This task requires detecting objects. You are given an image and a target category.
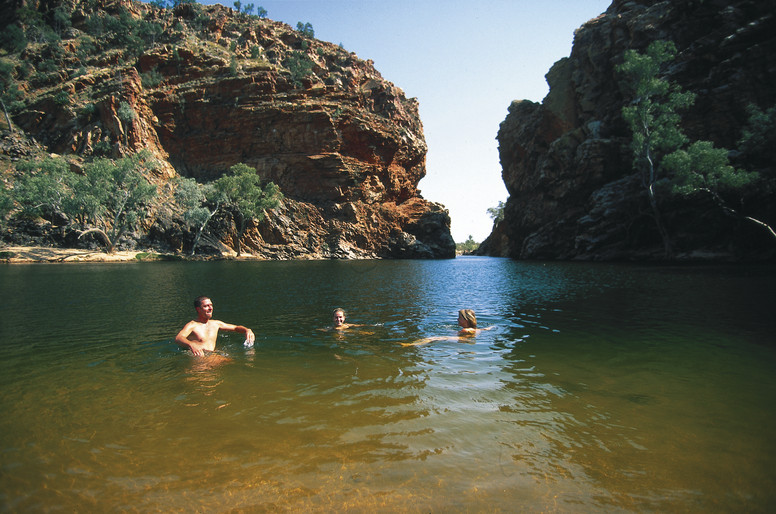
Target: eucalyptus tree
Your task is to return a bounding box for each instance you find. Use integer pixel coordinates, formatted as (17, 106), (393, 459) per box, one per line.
(75, 151), (158, 252)
(617, 40), (695, 258)
(619, 41), (775, 251)
(174, 176), (219, 256)
(213, 163), (282, 257)
(0, 182), (14, 232)
(175, 164), (282, 256)
(11, 152), (158, 252)
(663, 136), (775, 241)
(12, 157), (75, 219)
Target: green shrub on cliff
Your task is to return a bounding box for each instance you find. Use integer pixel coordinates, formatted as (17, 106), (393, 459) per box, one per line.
(0, 183), (12, 229)
(618, 41), (776, 249)
(617, 40), (694, 258)
(739, 104), (776, 174)
(296, 22), (314, 38)
(487, 201), (505, 224)
(213, 163), (282, 256)
(287, 51), (313, 87)
(0, 24), (27, 53)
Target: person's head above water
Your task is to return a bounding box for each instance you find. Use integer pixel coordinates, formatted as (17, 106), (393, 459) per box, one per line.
(194, 296), (213, 320)
(458, 309), (477, 329)
(332, 308), (346, 327)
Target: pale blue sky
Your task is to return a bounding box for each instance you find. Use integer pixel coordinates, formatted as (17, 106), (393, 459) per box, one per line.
(198, 0), (612, 242)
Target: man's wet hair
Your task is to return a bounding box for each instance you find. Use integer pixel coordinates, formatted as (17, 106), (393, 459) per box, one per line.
(194, 296), (210, 308)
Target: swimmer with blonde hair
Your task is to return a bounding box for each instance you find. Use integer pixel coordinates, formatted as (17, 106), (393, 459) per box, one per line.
(402, 309), (493, 346)
(457, 309), (478, 335)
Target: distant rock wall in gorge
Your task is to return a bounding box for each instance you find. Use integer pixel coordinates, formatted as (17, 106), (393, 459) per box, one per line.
(480, 0), (775, 261)
(1, 0), (455, 258)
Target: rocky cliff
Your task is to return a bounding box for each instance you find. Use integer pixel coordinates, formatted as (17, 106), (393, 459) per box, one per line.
(1, 0), (455, 259)
(480, 0), (776, 261)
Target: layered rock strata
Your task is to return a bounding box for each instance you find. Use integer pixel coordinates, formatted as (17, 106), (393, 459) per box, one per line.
(4, 0), (454, 258)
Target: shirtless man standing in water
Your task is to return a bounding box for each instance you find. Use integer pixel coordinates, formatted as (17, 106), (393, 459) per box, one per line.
(175, 296), (255, 356)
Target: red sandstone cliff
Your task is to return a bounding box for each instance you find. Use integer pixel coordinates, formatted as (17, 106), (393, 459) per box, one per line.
(2, 0), (455, 258)
(481, 0), (776, 261)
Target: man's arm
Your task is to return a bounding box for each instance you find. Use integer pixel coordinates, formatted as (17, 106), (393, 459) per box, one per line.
(216, 321), (255, 344)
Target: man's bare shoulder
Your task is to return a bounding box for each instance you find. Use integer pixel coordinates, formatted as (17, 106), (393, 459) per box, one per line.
(178, 319), (199, 332)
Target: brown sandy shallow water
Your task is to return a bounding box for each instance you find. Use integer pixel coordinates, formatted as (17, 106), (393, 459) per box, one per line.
(1, 256), (774, 511)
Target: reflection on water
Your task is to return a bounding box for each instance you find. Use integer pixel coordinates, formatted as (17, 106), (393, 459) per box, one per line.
(1, 259), (775, 511)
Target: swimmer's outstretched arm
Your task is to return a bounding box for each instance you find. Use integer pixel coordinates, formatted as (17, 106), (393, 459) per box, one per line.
(217, 321), (255, 344)
(401, 336), (454, 347)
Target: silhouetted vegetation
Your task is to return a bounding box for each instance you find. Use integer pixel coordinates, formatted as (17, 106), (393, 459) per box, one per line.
(618, 41), (776, 251)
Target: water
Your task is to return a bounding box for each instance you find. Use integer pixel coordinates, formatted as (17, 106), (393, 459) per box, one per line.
(1, 258), (774, 512)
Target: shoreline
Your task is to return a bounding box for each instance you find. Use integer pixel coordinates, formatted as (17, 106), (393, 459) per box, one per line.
(0, 246), (176, 263)
(0, 246), (266, 263)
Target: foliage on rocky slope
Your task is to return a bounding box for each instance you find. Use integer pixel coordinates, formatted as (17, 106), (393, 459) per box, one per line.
(481, 0), (776, 261)
(0, 0), (455, 258)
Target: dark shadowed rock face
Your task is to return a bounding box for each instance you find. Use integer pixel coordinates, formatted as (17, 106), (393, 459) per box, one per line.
(6, 0), (454, 258)
(480, 0), (776, 261)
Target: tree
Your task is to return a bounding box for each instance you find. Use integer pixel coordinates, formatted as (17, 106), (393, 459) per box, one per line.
(663, 140), (775, 241)
(117, 101), (135, 146)
(456, 235), (479, 254)
(619, 41), (775, 251)
(738, 104), (776, 173)
(174, 176), (219, 255)
(296, 22), (314, 38)
(487, 200), (505, 224)
(617, 40), (696, 258)
(12, 157), (75, 219)
(212, 163), (282, 256)
(175, 165), (283, 257)
(0, 183), (12, 232)
(11, 153), (157, 252)
(75, 152), (158, 252)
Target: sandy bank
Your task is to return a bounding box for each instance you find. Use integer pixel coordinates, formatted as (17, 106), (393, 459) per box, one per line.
(0, 246), (177, 263)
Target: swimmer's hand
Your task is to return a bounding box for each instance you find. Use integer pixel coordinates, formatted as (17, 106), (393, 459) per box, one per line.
(189, 344), (205, 357)
(242, 328), (255, 347)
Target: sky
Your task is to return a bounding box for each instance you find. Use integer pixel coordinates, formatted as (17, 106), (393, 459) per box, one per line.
(198, 0), (612, 242)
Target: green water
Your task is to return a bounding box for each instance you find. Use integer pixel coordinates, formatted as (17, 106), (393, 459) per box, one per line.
(1, 258), (774, 511)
